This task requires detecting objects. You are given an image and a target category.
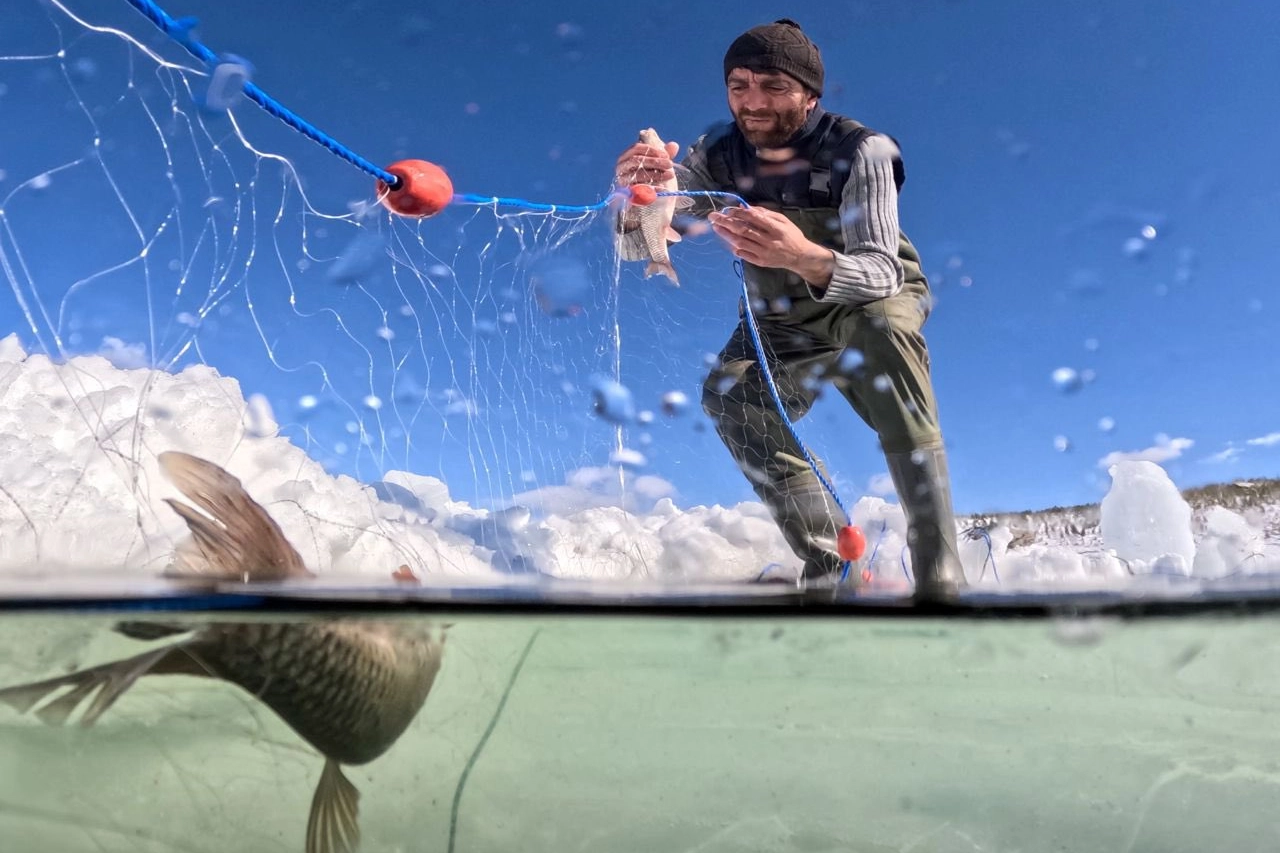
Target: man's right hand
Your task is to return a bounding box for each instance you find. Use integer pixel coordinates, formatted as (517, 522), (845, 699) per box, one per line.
(614, 140), (680, 188)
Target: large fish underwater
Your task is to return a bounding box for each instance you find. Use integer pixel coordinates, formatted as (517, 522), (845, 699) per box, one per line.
(0, 450), (447, 853)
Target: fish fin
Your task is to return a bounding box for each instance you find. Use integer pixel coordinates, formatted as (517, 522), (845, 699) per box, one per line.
(306, 759), (361, 853)
(0, 644), (195, 727)
(644, 261), (680, 287)
(664, 226), (683, 243)
(672, 195), (697, 209)
(158, 451), (312, 582)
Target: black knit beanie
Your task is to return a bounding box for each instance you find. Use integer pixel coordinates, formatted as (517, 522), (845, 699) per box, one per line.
(723, 18), (824, 97)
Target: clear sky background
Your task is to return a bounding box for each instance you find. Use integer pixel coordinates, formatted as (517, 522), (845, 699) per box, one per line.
(2, 0), (1278, 517)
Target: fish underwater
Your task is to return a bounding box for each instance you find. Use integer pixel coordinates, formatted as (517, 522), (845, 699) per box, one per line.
(0, 451), (447, 853)
(633, 127), (692, 286)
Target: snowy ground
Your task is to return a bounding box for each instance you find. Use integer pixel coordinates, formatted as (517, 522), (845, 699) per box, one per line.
(1, 333), (1277, 592)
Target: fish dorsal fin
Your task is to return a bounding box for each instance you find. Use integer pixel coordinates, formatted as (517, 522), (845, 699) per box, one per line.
(158, 451), (312, 582)
(306, 759), (361, 853)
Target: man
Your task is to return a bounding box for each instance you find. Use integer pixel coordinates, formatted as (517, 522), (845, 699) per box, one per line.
(613, 19), (966, 601)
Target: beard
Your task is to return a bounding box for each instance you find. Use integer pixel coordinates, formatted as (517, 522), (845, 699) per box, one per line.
(733, 102), (810, 149)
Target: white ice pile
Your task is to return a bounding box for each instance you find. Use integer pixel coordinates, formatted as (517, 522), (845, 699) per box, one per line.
(0, 333), (1276, 589)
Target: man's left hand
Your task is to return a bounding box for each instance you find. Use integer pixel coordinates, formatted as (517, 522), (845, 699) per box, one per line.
(709, 207), (835, 286)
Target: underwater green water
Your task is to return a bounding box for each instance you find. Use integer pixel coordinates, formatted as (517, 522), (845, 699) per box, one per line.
(1, 608), (1278, 852)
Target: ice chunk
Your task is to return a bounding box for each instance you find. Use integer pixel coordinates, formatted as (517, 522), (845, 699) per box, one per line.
(1100, 460), (1195, 571)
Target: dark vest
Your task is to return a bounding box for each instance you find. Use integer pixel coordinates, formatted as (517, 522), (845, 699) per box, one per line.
(699, 109), (927, 313)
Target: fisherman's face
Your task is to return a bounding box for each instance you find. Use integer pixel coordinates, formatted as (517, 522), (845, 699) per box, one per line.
(726, 68), (817, 149)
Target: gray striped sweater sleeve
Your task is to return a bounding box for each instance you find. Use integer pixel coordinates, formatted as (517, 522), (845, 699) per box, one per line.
(811, 133), (906, 305)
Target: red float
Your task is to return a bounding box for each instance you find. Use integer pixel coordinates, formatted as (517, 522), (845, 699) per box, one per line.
(377, 159), (453, 217)
(627, 184), (658, 206)
(837, 524), (867, 562)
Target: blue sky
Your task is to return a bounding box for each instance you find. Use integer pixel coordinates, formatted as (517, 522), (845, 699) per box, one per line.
(2, 0), (1278, 516)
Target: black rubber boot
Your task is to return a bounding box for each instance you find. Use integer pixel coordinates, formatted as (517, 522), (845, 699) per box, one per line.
(885, 448), (967, 603)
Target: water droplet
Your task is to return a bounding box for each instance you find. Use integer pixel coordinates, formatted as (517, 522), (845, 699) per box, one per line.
(1052, 367), (1083, 393)
(590, 377), (635, 424)
(328, 230), (386, 284)
(243, 393), (276, 438)
(530, 255), (590, 317)
(661, 390), (689, 416)
(610, 447), (647, 469)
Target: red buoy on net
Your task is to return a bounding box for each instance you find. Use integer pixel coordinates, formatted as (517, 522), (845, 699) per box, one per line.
(378, 159), (453, 217)
(837, 524), (866, 562)
(627, 184), (658, 206)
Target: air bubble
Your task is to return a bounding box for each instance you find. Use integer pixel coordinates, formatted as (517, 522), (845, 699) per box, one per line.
(363, 395), (382, 411)
(1098, 416), (1116, 433)
(1053, 435), (1072, 453)
(298, 395), (318, 410)
(29, 174), (52, 190)
(375, 326), (394, 341)
(873, 374), (892, 392)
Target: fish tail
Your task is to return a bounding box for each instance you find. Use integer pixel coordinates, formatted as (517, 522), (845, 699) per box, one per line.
(305, 758), (361, 853)
(644, 260), (680, 286)
(158, 450), (311, 582)
(0, 644), (192, 727)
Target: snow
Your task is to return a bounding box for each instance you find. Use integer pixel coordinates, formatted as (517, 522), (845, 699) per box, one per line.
(1100, 460), (1197, 574)
(0, 332), (1276, 591)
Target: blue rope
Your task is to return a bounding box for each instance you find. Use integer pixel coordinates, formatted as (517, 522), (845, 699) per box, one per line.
(122, 0), (756, 214)
(123, 0), (400, 187)
(732, 259), (854, 584)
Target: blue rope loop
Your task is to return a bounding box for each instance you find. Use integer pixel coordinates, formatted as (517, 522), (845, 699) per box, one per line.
(731, 259), (854, 584)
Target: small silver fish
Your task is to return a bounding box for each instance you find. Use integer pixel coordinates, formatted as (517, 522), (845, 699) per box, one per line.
(633, 127), (690, 286)
(0, 451), (446, 853)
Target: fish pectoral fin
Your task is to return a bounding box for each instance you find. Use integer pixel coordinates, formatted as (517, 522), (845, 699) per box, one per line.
(0, 643), (190, 727)
(158, 451), (313, 582)
(664, 226), (682, 244)
(672, 195), (697, 209)
(306, 759), (361, 853)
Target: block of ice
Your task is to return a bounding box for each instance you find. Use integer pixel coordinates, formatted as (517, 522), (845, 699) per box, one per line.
(1100, 460), (1196, 572)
